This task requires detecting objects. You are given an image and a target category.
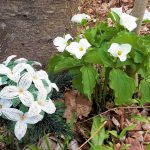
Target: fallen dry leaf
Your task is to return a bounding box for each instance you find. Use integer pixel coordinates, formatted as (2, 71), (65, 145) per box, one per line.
(126, 137), (143, 150)
(64, 91), (92, 122)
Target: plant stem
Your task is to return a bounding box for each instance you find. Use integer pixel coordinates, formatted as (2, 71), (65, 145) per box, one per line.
(102, 67), (111, 109)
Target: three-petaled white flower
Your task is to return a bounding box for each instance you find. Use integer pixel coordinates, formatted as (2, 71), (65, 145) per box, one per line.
(111, 7), (137, 31)
(144, 10), (150, 20)
(108, 43), (132, 61)
(22, 64), (58, 93)
(66, 38), (91, 59)
(0, 99), (12, 116)
(28, 89), (56, 116)
(71, 13), (91, 23)
(0, 63), (24, 83)
(0, 73), (34, 107)
(2, 108), (43, 140)
(53, 34), (73, 52)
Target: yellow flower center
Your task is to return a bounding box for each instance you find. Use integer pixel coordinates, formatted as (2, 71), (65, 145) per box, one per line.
(38, 100), (43, 106)
(33, 75), (38, 80)
(18, 88), (24, 94)
(79, 46), (84, 51)
(117, 50), (122, 56)
(20, 115), (26, 121)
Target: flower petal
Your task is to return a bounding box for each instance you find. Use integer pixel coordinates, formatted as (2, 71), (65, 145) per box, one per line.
(19, 73), (32, 90)
(119, 54), (127, 61)
(108, 43), (119, 57)
(13, 63), (25, 74)
(41, 100), (56, 114)
(120, 44), (132, 55)
(24, 113), (43, 124)
(23, 63), (35, 74)
(14, 58), (28, 64)
(65, 34), (73, 42)
(36, 70), (48, 80)
(32, 61), (42, 66)
(45, 79), (59, 93)
(34, 79), (44, 91)
(28, 102), (41, 116)
(2, 108), (23, 121)
(120, 13), (137, 31)
(19, 91), (34, 107)
(74, 50), (86, 59)
(3, 55), (17, 66)
(0, 86), (18, 99)
(79, 38), (91, 50)
(37, 89), (47, 101)
(66, 42), (79, 55)
(53, 37), (65, 47)
(0, 64), (11, 75)
(71, 13), (91, 23)
(56, 45), (66, 52)
(0, 99), (12, 108)
(14, 121), (27, 140)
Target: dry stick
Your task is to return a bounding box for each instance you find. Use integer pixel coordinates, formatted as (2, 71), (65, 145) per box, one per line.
(77, 121), (107, 150)
(77, 106), (150, 124)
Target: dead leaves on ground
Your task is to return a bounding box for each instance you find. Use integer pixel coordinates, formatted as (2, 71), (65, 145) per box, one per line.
(64, 90), (92, 123)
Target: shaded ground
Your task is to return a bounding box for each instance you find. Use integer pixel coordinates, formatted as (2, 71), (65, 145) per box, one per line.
(0, 0), (78, 67)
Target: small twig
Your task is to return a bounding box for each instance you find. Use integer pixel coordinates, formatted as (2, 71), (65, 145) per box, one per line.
(77, 106), (150, 124)
(77, 121), (107, 150)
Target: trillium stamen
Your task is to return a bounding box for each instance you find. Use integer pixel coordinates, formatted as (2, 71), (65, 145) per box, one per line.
(20, 115), (26, 121)
(37, 100), (43, 106)
(79, 47), (84, 51)
(117, 50), (122, 56)
(33, 75), (38, 80)
(18, 88), (24, 94)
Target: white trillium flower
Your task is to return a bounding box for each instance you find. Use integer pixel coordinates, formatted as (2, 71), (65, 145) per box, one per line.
(71, 13), (91, 23)
(53, 34), (73, 52)
(0, 99), (12, 116)
(2, 108), (43, 140)
(108, 43), (132, 61)
(22, 64), (58, 93)
(111, 7), (137, 31)
(144, 10), (150, 20)
(120, 13), (137, 32)
(0, 73), (34, 107)
(0, 63), (25, 82)
(66, 38), (91, 59)
(3, 55), (17, 66)
(28, 89), (56, 116)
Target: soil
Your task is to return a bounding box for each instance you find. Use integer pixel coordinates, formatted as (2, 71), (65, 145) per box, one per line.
(0, 0), (78, 67)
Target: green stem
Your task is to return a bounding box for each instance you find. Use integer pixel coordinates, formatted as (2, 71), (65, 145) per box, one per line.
(102, 67), (111, 109)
